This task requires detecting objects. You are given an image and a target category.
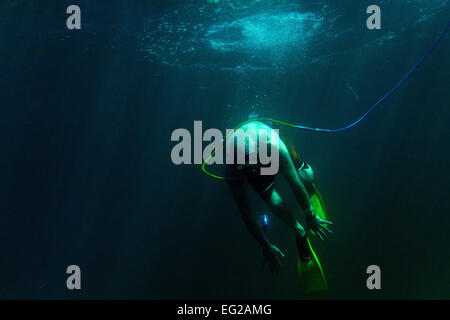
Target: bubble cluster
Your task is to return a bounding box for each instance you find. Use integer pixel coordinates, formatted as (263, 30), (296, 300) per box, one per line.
(138, 1), (331, 70)
(138, 0), (446, 70)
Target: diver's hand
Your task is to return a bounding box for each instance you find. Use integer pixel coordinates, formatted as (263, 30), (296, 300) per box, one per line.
(305, 210), (333, 241)
(262, 244), (285, 274)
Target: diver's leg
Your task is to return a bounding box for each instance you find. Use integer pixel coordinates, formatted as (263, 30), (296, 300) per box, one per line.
(263, 188), (312, 261)
(263, 188), (306, 238)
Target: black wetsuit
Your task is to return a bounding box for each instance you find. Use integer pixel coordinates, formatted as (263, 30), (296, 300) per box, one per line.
(226, 162), (276, 199)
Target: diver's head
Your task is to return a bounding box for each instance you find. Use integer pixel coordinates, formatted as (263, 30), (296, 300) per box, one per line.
(248, 113), (260, 120)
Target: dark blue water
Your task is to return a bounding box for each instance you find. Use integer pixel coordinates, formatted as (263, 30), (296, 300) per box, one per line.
(0, 0), (449, 299)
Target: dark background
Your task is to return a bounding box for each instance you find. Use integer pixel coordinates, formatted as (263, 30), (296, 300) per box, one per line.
(0, 0), (448, 299)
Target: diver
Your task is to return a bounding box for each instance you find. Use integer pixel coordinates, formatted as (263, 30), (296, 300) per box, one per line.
(226, 119), (333, 274)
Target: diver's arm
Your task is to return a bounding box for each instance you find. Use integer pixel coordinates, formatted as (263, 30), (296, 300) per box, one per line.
(278, 142), (334, 240)
(241, 211), (272, 250)
(228, 181), (271, 249)
(278, 141), (311, 211)
(228, 181), (285, 273)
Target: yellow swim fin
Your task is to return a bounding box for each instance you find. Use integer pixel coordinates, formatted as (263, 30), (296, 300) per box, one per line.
(297, 238), (328, 293)
(297, 183), (329, 293)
